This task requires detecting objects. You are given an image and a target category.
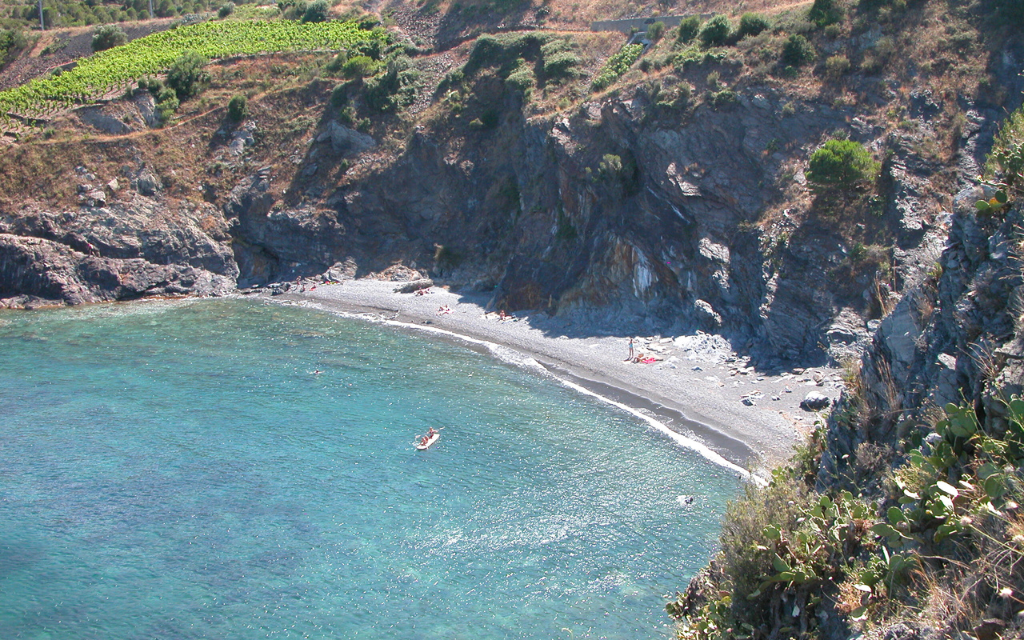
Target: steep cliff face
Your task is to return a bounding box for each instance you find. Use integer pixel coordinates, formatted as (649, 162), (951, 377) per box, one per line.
(229, 81), (970, 364)
(818, 188), (1024, 490)
(0, 31), (1017, 369)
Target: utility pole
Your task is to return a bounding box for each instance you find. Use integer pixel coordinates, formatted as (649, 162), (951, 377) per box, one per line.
(38, 0), (44, 30)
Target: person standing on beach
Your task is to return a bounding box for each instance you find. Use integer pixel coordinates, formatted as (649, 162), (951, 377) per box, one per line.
(627, 338), (635, 360)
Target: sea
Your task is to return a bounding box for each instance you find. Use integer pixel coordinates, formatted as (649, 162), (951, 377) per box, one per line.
(0, 297), (742, 639)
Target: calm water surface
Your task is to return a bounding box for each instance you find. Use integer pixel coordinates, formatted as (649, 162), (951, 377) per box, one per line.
(0, 298), (741, 639)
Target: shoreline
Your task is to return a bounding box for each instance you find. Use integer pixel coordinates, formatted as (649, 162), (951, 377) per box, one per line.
(265, 280), (845, 478)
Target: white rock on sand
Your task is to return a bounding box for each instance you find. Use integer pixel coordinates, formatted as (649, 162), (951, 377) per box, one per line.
(267, 279), (842, 479)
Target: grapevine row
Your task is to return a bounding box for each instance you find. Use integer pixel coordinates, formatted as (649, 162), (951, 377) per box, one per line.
(0, 20), (384, 132)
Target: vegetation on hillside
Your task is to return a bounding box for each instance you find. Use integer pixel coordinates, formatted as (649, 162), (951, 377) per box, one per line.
(671, 385), (1024, 639)
(1, 0), (227, 29)
(667, 100), (1024, 637)
(0, 19), (385, 130)
(0, 6), (1021, 639)
(807, 139), (880, 192)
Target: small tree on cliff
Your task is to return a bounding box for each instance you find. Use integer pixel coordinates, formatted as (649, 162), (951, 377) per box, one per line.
(166, 52), (210, 101)
(699, 15), (731, 47)
(807, 139), (880, 192)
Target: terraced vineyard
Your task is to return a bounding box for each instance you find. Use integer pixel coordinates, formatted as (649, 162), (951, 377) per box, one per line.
(0, 20), (385, 132)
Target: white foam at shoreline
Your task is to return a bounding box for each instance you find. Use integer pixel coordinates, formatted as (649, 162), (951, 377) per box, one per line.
(282, 297), (764, 486)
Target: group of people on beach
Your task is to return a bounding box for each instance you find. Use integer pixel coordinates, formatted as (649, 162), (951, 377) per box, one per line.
(625, 338), (657, 364)
(292, 276), (345, 292)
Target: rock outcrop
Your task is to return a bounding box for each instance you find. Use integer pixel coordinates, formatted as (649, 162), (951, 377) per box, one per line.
(0, 75), (1009, 373)
(817, 188), (1024, 490)
(0, 193), (237, 307)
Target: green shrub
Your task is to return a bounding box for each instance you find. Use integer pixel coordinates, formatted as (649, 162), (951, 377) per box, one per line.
(675, 16), (701, 44)
(278, 0), (307, 20)
(807, 139), (880, 190)
(91, 24), (127, 52)
(165, 51), (210, 101)
(543, 50), (580, 81)
(591, 43), (643, 91)
(598, 152), (640, 195)
(699, 14), (731, 47)
(324, 50), (349, 75)
(335, 105), (354, 125)
(301, 0), (328, 23)
(781, 34), (815, 66)
(433, 244), (461, 271)
(737, 12), (770, 38)
(709, 88), (737, 108)
(0, 28), (30, 66)
(646, 20), (665, 42)
(719, 480), (809, 608)
(363, 55), (419, 112)
(342, 55), (378, 78)
(979, 104), (1024, 214)
(330, 83), (349, 107)
(808, 0), (842, 26)
(987, 105), (1024, 185)
(227, 94), (247, 121)
(479, 108), (499, 129)
(504, 58), (535, 96)
(825, 54), (850, 78)
(656, 81), (691, 109)
(218, 1), (235, 18)
(155, 87), (179, 124)
(465, 32), (546, 74)
(140, 76), (163, 94)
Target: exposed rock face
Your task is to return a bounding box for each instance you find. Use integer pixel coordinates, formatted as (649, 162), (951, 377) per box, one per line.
(285, 87), (965, 363)
(817, 190), (1024, 489)
(0, 233), (234, 306)
(0, 194), (237, 307)
(316, 120), (376, 156)
(0, 80), (1003, 371)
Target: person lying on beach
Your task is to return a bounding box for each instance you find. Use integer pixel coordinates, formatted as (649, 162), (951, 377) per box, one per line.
(437, 305), (452, 315)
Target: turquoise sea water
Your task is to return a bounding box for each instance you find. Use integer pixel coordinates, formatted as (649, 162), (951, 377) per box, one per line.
(0, 298), (741, 639)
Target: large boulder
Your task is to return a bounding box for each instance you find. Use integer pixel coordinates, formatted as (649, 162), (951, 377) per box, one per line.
(800, 391), (831, 412)
(317, 120), (376, 156)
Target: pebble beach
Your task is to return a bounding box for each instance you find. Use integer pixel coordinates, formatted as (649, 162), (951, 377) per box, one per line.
(269, 278), (845, 477)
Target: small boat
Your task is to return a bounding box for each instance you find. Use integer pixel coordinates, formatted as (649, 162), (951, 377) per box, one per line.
(415, 432), (440, 450)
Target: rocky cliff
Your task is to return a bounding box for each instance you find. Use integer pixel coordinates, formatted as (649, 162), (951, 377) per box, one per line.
(1, 6), (1022, 379)
(2, 74), (1013, 374)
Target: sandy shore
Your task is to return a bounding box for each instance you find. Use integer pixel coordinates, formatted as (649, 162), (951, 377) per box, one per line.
(264, 279), (844, 478)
